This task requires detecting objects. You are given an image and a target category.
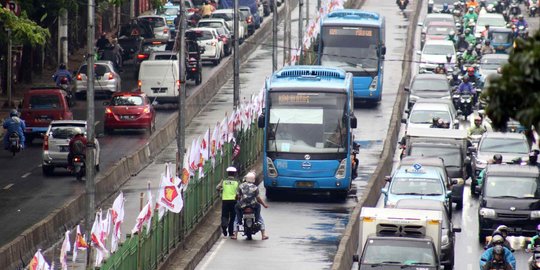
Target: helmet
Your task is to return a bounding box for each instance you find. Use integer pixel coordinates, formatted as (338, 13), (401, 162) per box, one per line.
(518, 14), (524, 19)
(452, 71), (459, 79)
(537, 224), (540, 233)
(462, 75), (469, 82)
(72, 127), (84, 136)
(465, 28), (471, 34)
(492, 234), (504, 245)
(485, 24), (490, 29)
(59, 63), (66, 70)
(493, 245), (504, 256)
(493, 154), (503, 163)
(226, 166), (237, 173)
(467, 45), (474, 52)
(446, 53), (453, 60)
(9, 109), (18, 117)
(469, 7), (475, 12)
(245, 171), (256, 183)
(443, 3), (449, 8)
(438, 63), (445, 68)
(432, 117), (440, 125)
(467, 66), (475, 75)
(485, 39), (491, 45)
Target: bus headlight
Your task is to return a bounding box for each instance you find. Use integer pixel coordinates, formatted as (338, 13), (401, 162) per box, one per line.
(266, 157), (278, 178)
(368, 76), (378, 91)
(335, 159), (347, 179)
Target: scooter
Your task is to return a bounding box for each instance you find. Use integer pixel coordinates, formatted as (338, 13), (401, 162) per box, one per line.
(240, 206), (261, 240)
(456, 93), (473, 120)
(8, 133), (21, 156)
(531, 4), (538, 17)
(351, 142), (360, 179)
(185, 56), (202, 85)
(72, 155), (86, 181)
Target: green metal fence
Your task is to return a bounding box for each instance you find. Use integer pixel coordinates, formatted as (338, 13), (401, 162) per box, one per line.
(99, 123), (262, 270)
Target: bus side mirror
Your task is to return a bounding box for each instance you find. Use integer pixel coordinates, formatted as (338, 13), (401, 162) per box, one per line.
(257, 114), (265, 128)
(380, 45), (386, 56)
(350, 115), (357, 129)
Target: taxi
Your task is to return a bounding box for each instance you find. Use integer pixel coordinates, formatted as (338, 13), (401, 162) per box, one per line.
(382, 163), (452, 213)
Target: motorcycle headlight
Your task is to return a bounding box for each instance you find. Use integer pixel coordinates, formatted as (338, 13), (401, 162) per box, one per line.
(531, 210), (540, 219)
(479, 208), (496, 218)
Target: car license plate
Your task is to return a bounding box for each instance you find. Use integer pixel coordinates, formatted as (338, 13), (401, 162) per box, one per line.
(296, 181), (314, 188)
(120, 115), (134, 120)
(60, 146), (69, 152)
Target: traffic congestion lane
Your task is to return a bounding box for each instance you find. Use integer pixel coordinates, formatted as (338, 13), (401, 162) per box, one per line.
(0, 21), (263, 247)
(196, 0), (414, 269)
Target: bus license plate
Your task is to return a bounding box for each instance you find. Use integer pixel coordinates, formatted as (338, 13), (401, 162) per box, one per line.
(296, 181), (314, 188)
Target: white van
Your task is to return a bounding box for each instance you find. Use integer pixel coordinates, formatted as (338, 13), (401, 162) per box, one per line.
(138, 60), (179, 103)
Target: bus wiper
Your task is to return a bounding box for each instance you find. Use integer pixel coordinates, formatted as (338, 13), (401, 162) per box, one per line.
(371, 261), (401, 267)
(401, 262), (432, 268)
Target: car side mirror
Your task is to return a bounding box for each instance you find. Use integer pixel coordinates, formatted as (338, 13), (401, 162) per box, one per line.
(380, 45), (386, 56)
(453, 120), (459, 129)
(350, 115), (357, 129)
(404, 87), (410, 92)
(384, 176), (392, 182)
(452, 227), (462, 233)
(446, 190), (452, 198)
(103, 101), (110, 106)
(381, 188), (388, 195)
(468, 146), (477, 153)
(257, 114), (265, 128)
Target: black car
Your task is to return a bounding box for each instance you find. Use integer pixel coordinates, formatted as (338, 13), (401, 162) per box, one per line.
(405, 73), (451, 109)
(117, 22), (154, 62)
(478, 164), (540, 243)
(396, 198), (461, 270)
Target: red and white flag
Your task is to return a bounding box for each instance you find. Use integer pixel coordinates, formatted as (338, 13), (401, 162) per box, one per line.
(181, 150), (191, 186)
(132, 183), (153, 235)
(157, 173), (184, 213)
(100, 209), (111, 245)
(218, 116), (228, 149)
(201, 129), (210, 164)
(91, 211), (108, 266)
(59, 230), (71, 270)
(110, 192), (124, 253)
(189, 139), (199, 173)
(210, 123), (219, 167)
(72, 224), (88, 262)
(28, 250), (50, 270)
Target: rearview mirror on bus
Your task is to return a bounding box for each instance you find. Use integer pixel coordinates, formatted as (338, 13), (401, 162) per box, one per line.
(350, 116), (357, 129)
(380, 46), (386, 56)
(257, 114), (265, 128)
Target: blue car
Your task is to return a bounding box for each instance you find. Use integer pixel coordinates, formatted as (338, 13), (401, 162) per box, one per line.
(382, 163), (452, 210)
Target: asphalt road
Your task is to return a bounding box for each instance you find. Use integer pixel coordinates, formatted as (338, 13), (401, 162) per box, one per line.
(0, 23), (263, 246)
(195, 0), (413, 268)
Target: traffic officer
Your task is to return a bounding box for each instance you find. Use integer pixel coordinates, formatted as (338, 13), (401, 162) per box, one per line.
(216, 166), (240, 237)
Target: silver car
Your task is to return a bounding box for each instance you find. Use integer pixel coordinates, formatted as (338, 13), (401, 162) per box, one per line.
(137, 15), (171, 40)
(74, 60), (121, 98)
(42, 120), (101, 176)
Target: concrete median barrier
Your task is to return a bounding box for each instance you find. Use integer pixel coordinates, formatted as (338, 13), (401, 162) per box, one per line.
(330, 0), (424, 269)
(0, 2), (296, 269)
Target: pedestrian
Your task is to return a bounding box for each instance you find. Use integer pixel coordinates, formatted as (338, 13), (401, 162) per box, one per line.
(216, 166), (240, 237)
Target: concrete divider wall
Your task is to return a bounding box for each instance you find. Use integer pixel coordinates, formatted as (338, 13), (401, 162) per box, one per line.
(0, 3), (295, 269)
(331, 0), (424, 269)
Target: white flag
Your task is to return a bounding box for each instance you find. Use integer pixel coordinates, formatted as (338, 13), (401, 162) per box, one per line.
(157, 173), (184, 213)
(110, 192), (124, 253)
(28, 249), (50, 270)
(72, 224), (88, 262)
(91, 211), (108, 266)
(59, 230), (71, 270)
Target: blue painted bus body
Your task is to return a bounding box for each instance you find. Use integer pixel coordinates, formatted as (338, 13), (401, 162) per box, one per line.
(317, 9), (386, 102)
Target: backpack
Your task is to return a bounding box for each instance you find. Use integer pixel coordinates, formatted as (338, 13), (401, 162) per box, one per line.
(72, 139), (85, 155)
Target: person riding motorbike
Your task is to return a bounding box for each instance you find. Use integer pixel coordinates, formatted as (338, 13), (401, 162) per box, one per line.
(430, 117), (442, 128)
(468, 116), (487, 135)
(481, 24), (491, 39)
(457, 75), (476, 95)
(480, 245), (515, 270)
(477, 154), (503, 189)
(396, 0), (410, 10)
(52, 63), (72, 87)
(462, 45), (478, 63)
(96, 32), (110, 51)
(481, 39), (496, 55)
(441, 3), (452, 13)
(515, 14), (529, 31)
(463, 7), (479, 23)
(467, 66), (480, 85)
(200, 1), (215, 18)
(464, 28), (477, 45)
(2, 109), (25, 150)
(447, 30), (458, 45)
(467, 0), (480, 9)
(457, 34), (470, 52)
(67, 127), (87, 172)
(527, 224), (540, 251)
(449, 71), (462, 87)
(233, 171), (269, 240)
(528, 150), (540, 167)
(494, 225), (515, 251)
(486, 233), (513, 253)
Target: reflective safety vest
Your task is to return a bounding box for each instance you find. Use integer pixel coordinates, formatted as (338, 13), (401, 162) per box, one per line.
(221, 178), (238, 201)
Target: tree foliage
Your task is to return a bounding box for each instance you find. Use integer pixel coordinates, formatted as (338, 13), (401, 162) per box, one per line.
(0, 7), (50, 46)
(483, 30), (540, 130)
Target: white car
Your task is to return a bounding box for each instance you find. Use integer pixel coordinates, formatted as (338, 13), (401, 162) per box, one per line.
(137, 15), (170, 40)
(418, 40), (456, 73)
(210, 9), (248, 42)
(187, 28), (224, 66)
(475, 13), (507, 38)
(74, 60), (121, 98)
(418, 13), (455, 35)
(42, 120), (101, 176)
(404, 102), (458, 130)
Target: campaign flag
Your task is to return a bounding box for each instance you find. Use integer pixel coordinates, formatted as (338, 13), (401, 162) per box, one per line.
(210, 123), (219, 167)
(59, 230), (71, 270)
(91, 211), (108, 266)
(157, 174), (184, 213)
(28, 250), (50, 270)
(218, 116), (228, 149)
(201, 129), (210, 163)
(188, 139), (199, 173)
(181, 150), (191, 185)
(110, 192), (124, 253)
(72, 224), (88, 262)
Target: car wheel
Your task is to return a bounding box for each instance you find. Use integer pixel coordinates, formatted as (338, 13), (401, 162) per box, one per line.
(455, 199), (463, 210)
(42, 165), (54, 176)
(265, 188), (277, 201)
(213, 57), (220, 66)
(195, 72), (202, 85)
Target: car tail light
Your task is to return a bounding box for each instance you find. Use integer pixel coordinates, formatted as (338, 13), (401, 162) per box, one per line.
(247, 16), (253, 23)
(76, 74), (82, 80)
(163, 27), (169, 34)
(138, 80), (142, 89)
(191, 68), (197, 71)
(74, 157), (81, 162)
(143, 107), (151, 114)
(176, 80), (180, 88)
(43, 135), (49, 151)
(108, 73), (114, 80)
(105, 107), (113, 114)
(60, 77), (68, 84)
(137, 54), (148, 60)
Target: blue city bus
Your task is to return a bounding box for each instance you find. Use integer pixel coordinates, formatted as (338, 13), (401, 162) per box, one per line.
(317, 9), (386, 103)
(257, 66), (357, 200)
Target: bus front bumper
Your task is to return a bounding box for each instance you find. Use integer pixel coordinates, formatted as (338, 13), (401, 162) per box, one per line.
(264, 176), (350, 191)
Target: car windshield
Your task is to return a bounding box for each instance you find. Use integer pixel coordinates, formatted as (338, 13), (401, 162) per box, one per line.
(410, 110), (450, 124)
(477, 16), (506, 27)
(111, 95), (144, 106)
(485, 176), (539, 198)
(153, 54), (177, 60)
(391, 177), (443, 195)
(411, 79), (449, 92)
(481, 56), (508, 70)
(362, 239), (437, 266)
(423, 44), (454, 55)
(410, 146), (461, 167)
(51, 125), (86, 139)
(29, 95), (61, 110)
(196, 31), (214, 40)
(142, 43), (169, 53)
(79, 64), (109, 76)
(479, 138), (529, 154)
(158, 7), (179, 16)
(492, 32), (512, 43)
(198, 21), (224, 28)
(424, 17), (454, 27)
(211, 13), (233, 21)
(426, 25), (453, 36)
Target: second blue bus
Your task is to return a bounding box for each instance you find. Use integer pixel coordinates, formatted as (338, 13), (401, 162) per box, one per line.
(257, 66), (357, 200)
(317, 9), (386, 103)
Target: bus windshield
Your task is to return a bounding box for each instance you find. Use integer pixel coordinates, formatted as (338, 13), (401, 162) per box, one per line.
(267, 92), (348, 154)
(321, 26), (380, 75)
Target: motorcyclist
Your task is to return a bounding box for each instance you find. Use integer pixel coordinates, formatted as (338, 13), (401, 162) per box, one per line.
(480, 245), (515, 270)
(447, 30), (458, 45)
(396, 0), (410, 10)
(515, 14), (529, 32)
(456, 75), (476, 95)
(430, 117), (442, 128)
(441, 3), (452, 13)
(481, 39), (496, 55)
(96, 32), (110, 51)
(464, 28), (477, 45)
(67, 127), (87, 172)
(200, 1), (215, 18)
(467, 0), (480, 9)
(468, 116), (487, 135)
(481, 24), (491, 39)
(462, 45), (478, 63)
(463, 7), (479, 23)
(111, 38), (124, 68)
(492, 226), (514, 251)
(457, 34), (470, 52)
(527, 224), (540, 251)
(449, 71), (462, 87)
(52, 63), (72, 87)
(2, 109), (25, 150)
(528, 150), (539, 167)
(485, 233), (513, 253)
(467, 66), (480, 85)
(233, 171), (269, 240)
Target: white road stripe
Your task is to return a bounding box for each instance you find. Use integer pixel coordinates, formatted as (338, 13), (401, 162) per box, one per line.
(467, 263), (472, 270)
(467, 246), (472, 254)
(3, 184), (14, 190)
(197, 238), (227, 270)
(21, 172), (31, 178)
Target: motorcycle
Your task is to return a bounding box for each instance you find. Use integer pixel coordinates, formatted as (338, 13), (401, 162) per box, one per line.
(455, 93), (473, 120)
(8, 133), (21, 156)
(72, 155), (86, 181)
(529, 246), (540, 270)
(54, 76), (76, 107)
(351, 142), (360, 179)
(240, 206), (261, 240)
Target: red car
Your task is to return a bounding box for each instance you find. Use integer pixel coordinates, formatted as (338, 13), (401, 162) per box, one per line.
(103, 92), (156, 134)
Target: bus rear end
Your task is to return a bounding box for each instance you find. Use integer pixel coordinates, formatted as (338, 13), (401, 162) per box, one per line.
(259, 66), (356, 199)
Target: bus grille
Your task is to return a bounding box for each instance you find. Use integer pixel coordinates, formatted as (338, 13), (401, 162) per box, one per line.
(278, 69), (344, 79)
(376, 223), (425, 237)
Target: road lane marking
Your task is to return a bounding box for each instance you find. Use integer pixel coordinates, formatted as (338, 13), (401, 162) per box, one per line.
(198, 237), (226, 269)
(3, 184), (14, 190)
(21, 173), (31, 178)
(467, 246), (472, 254)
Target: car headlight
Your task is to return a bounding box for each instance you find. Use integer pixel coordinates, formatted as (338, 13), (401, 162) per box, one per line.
(531, 211), (540, 218)
(266, 157), (278, 177)
(479, 208), (496, 218)
(441, 234), (449, 246)
(441, 95), (451, 100)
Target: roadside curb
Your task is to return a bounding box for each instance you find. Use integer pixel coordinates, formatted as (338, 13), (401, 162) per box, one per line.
(330, 0), (424, 269)
(0, 2), (295, 269)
